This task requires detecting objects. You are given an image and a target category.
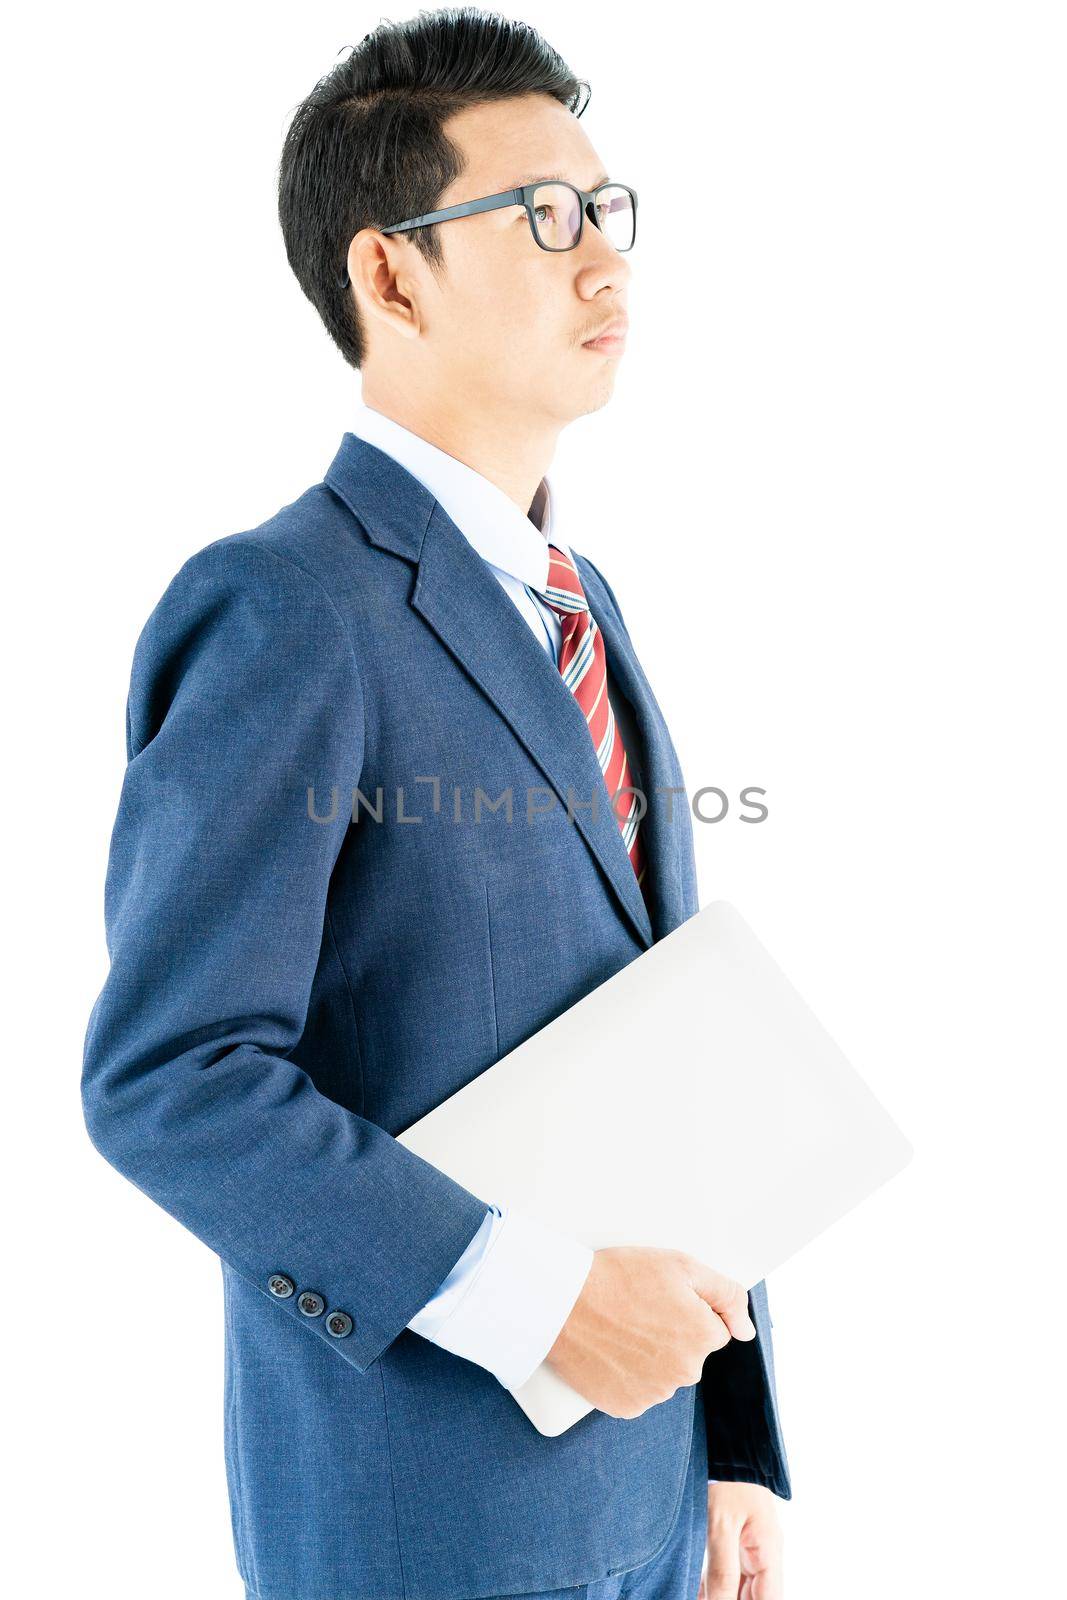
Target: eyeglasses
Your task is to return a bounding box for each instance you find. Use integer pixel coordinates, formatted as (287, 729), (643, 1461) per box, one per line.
(337, 180), (637, 288)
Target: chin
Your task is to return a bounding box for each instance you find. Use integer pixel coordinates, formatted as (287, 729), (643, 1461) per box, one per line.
(542, 363), (618, 425)
(579, 369), (618, 416)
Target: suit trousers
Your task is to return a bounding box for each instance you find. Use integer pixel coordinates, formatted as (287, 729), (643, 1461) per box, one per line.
(242, 1382), (709, 1600)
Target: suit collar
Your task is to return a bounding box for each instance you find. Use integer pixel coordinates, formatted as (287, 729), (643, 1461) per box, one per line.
(345, 404), (571, 588)
(324, 429), (437, 565)
(323, 431), (671, 950)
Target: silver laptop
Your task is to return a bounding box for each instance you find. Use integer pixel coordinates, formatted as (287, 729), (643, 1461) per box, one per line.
(397, 900), (913, 1435)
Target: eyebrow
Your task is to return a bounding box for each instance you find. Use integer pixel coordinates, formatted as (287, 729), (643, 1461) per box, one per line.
(507, 170), (611, 189)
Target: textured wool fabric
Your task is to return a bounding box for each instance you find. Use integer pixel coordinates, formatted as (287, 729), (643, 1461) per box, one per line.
(82, 431), (792, 1600)
(245, 1383), (711, 1600)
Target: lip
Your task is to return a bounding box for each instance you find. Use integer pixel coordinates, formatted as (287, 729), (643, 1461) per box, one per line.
(582, 317), (629, 351)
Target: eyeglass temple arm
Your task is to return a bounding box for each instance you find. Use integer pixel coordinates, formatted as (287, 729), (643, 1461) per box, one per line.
(381, 189), (524, 234)
(337, 189), (524, 287)
(337, 184), (632, 287)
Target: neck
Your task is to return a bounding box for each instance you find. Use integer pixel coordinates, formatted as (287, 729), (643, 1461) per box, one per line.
(359, 380), (558, 518)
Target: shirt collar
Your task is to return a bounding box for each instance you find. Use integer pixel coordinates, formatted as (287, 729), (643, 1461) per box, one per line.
(349, 398), (570, 590)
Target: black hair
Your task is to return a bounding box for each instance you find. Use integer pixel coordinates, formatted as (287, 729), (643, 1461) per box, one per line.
(277, 6), (590, 369)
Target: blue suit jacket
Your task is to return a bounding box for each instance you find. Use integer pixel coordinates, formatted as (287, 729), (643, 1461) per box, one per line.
(82, 431), (791, 1600)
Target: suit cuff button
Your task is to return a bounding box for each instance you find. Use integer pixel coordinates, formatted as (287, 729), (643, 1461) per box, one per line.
(325, 1310), (353, 1338)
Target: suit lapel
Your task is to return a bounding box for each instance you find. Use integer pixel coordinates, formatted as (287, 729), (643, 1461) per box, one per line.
(413, 503), (654, 950)
(590, 593), (686, 943)
(324, 431), (678, 952)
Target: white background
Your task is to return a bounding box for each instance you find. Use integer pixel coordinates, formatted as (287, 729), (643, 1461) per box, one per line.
(4, 2), (1064, 1595)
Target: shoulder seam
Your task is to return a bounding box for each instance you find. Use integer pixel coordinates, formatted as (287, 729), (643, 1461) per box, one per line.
(129, 533), (366, 761)
(223, 536), (361, 674)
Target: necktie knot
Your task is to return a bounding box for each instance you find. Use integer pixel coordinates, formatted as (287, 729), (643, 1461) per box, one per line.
(531, 543), (589, 618)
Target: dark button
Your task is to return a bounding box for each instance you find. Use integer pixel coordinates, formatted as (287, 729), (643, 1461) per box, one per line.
(298, 1291), (325, 1318)
(325, 1310), (353, 1338)
(268, 1273), (295, 1299)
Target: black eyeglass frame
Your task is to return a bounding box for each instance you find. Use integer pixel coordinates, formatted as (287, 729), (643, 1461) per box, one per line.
(337, 180), (637, 288)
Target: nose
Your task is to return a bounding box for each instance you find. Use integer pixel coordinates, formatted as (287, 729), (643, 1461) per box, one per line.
(575, 233), (633, 302)
(579, 206), (632, 280)
(584, 200), (626, 253)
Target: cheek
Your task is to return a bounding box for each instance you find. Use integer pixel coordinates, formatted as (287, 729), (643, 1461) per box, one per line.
(444, 240), (571, 372)
(465, 283), (552, 362)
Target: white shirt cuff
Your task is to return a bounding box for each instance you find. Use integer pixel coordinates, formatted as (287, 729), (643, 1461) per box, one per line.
(424, 1204), (594, 1393)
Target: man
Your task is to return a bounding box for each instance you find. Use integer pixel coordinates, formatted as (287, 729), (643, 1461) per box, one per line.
(81, 10), (791, 1599)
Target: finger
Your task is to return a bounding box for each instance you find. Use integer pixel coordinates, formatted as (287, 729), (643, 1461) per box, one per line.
(686, 1261), (756, 1340)
(750, 1561), (784, 1600)
(703, 1527), (742, 1600)
(742, 1519), (784, 1600)
(696, 1305), (732, 1353)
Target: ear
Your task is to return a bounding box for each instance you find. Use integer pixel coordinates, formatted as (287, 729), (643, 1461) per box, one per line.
(347, 228), (424, 343)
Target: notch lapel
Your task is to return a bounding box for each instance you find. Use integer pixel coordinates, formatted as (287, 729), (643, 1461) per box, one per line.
(324, 431), (660, 951)
(584, 588), (687, 943)
(412, 503), (654, 950)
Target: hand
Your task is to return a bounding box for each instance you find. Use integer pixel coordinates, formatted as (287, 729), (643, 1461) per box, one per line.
(697, 1481), (784, 1600)
(543, 1246), (755, 1419)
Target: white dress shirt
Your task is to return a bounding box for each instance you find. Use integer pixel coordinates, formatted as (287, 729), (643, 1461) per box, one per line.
(347, 396), (595, 1395)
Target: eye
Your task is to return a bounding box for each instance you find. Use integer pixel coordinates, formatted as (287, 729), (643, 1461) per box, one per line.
(534, 203), (556, 224)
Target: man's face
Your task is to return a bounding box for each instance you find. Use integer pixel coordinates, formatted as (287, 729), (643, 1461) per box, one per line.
(400, 93), (631, 426)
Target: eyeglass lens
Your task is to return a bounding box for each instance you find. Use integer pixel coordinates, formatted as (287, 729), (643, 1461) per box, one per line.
(531, 183), (635, 251)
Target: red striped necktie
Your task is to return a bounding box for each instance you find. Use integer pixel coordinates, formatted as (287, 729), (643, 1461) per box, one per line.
(527, 544), (650, 908)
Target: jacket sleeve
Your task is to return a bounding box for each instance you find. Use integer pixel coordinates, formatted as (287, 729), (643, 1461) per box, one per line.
(81, 535), (490, 1374)
(580, 551), (793, 1498)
